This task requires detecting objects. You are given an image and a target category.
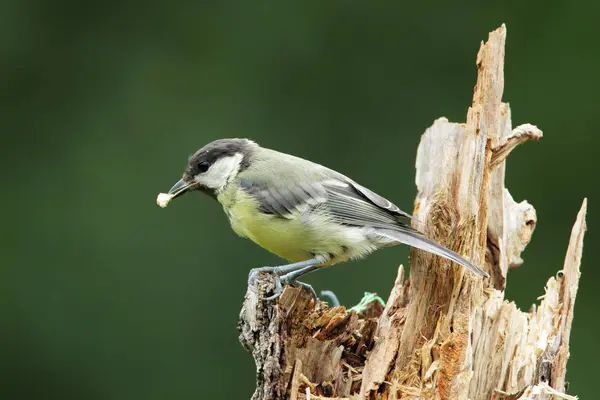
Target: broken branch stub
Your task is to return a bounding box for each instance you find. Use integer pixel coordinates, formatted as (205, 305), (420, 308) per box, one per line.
(237, 24), (585, 400)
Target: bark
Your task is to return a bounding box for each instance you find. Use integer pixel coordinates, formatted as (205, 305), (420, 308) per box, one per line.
(238, 24), (585, 400)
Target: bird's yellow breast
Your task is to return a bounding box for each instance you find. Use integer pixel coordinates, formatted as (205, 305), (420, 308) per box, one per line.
(218, 189), (312, 262)
(217, 185), (378, 266)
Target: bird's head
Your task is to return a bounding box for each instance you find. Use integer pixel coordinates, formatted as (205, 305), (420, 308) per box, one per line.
(163, 138), (256, 203)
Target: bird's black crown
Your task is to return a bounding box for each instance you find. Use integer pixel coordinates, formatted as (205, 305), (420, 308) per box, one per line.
(184, 138), (254, 177)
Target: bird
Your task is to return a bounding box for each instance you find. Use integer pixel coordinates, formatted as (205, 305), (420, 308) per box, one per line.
(157, 138), (489, 300)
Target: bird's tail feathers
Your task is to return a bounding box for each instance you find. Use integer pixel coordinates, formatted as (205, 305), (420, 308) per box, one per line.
(378, 228), (489, 278)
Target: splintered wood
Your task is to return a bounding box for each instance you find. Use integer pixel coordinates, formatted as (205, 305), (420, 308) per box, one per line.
(238, 24), (585, 400)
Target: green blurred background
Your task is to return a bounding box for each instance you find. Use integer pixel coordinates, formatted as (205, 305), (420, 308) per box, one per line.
(2, 1), (597, 399)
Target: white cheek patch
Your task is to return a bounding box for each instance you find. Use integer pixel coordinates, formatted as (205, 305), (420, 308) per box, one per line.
(196, 153), (244, 191)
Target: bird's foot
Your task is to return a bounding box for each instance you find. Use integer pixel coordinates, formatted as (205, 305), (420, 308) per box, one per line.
(248, 259), (323, 301)
(248, 267), (317, 301)
(247, 266), (284, 300)
(247, 266), (277, 285)
(262, 273), (316, 301)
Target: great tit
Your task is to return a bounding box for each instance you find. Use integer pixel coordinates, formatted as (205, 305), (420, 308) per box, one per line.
(158, 138), (489, 299)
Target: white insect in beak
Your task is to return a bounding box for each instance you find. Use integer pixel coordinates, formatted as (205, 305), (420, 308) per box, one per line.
(156, 193), (173, 208)
(156, 178), (196, 208)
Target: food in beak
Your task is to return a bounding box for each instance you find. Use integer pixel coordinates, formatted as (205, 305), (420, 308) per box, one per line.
(156, 193), (173, 208)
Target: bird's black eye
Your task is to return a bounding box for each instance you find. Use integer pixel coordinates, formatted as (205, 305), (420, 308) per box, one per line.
(197, 161), (209, 173)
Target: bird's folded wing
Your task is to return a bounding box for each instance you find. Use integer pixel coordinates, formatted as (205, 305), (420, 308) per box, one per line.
(347, 180), (412, 219)
(239, 177), (412, 230)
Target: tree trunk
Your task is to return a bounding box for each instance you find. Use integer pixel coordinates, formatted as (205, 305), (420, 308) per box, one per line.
(238, 24), (585, 400)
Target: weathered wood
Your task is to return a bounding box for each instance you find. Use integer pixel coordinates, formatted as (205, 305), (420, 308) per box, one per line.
(237, 24), (585, 400)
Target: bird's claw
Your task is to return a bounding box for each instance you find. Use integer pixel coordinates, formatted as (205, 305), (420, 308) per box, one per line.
(293, 281), (317, 299)
(248, 265), (318, 301)
(263, 275), (284, 301)
(261, 273), (317, 302)
(247, 266), (275, 285)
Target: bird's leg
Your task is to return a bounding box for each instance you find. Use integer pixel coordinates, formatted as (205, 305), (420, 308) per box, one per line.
(248, 255), (329, 301)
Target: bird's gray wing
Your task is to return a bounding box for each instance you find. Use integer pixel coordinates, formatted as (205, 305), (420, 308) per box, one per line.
(239, 179), (328, 218)
(239, 176), (411, 229)
(347, 181), (412, 218)
(323, 179), (413, 226)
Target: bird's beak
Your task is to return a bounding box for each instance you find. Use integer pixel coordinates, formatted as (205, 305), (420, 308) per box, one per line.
(167, 178), (194, 199)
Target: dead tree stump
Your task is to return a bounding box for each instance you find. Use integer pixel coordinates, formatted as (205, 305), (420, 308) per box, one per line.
(238, 24), (586, 400)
